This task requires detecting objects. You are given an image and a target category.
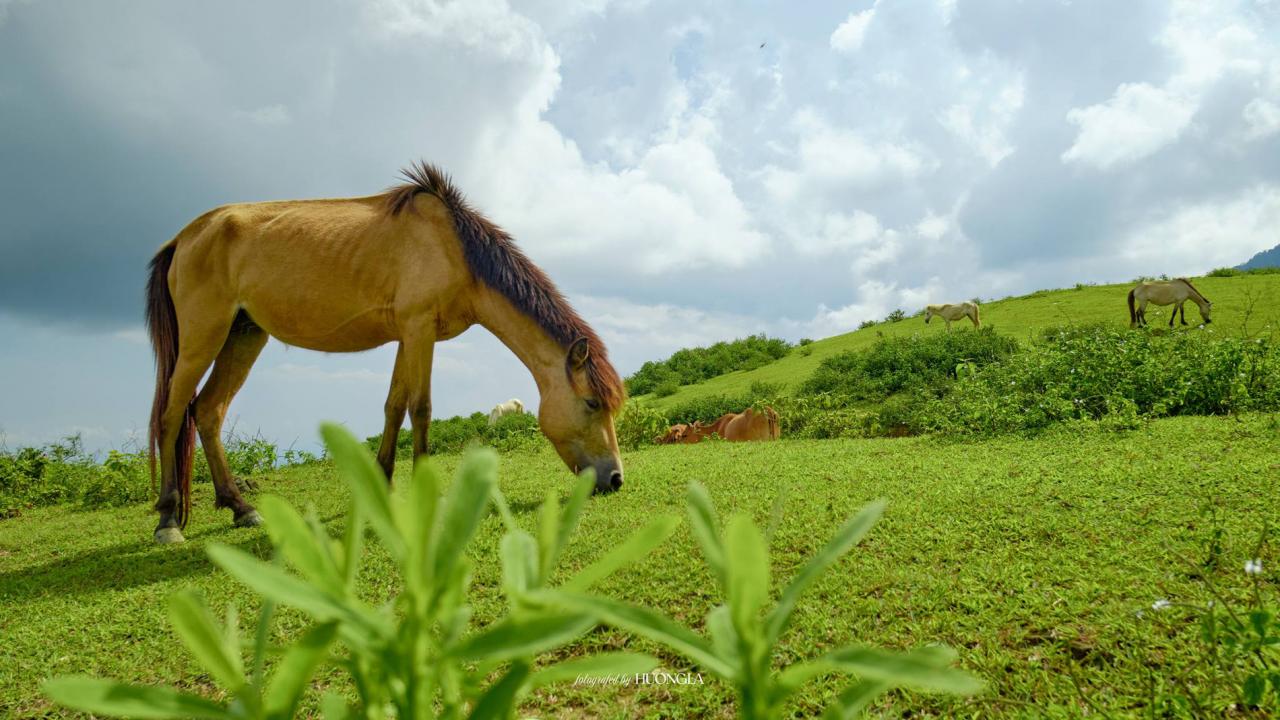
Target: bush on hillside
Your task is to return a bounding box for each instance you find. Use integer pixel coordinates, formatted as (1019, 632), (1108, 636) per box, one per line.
(906, 324), (1280, 435)
(366, 409), (542, 458)
(1, 431), (314, 517)
(625, 334), (793, 396)
(799, 327), (1019, 402)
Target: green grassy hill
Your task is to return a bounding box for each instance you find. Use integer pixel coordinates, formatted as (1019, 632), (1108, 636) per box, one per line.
(640, 274), (1280, 410)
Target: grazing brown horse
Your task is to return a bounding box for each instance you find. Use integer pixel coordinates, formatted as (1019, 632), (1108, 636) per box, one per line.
(146, 162), (626, 543)
(1128, 278), (1213, 329)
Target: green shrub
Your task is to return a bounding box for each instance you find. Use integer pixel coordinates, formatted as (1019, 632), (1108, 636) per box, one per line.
(800, 327), (1019, 403)
(367, 410), (542, 458)
(45, 424), (980, 719)
(885, 309), (906, 323)
(654, 378), (680, 397)
(858, 319), (877, 330)
(614, 402), (671, 450)
(625, 335), (793, 396)
(1207, 267), (1241, 277)
(907, 324), (1280, 435)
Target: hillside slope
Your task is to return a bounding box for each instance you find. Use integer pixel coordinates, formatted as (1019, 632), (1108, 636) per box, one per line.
(641, 274), (1280, 410)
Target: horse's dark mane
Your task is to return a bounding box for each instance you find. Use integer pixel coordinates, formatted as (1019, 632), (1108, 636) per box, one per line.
(1176, 277), (1209, 302)
(385, 161), (625, 412)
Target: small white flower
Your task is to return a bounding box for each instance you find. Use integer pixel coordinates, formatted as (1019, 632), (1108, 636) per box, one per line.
(1245, 559), (1263, 575)
(1152, 599), (1170, 611)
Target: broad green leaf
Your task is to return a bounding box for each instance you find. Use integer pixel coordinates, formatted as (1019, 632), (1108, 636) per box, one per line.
(43, 677), (232, 719)
(563, 515), (678, 592)
(207, 544), (388, 642)
(167, 591), (244, 693)
(686, 483), (726, 588)
(263, 622), (339, 720)
(766, 500), (885, 644)
(536, 488), (560, 582)
(320, 423), (404, 563)
(340, 504), (363, 591)
(467, 661), (530, 720)
(765, 485), (789, 544)
(540, 590), (733, 678)
(820, 679), (892, 720)
(257, 496), (343, 595)
(319, 691), (352, 720)
(452, 611), (594, 662)
(724, 514), (769, 638)
(500, 530), (539, 598)
(433, 449), (497, 602)
(705, 605), (741, 677)
(527, 653), (660, 689)
(222, 603), (241, 685)
(398, 459), (441, 603)
(821, 645), (982, 694)
(555, 472), (596, 566)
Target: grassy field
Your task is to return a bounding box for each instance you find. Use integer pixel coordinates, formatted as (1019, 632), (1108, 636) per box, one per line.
(641, 274), (1280, 410)
(4, 414), (1279, 717)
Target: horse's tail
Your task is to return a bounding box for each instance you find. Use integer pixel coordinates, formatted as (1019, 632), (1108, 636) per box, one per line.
(146, 243), (195, 528)
(1127, 288), (1137, 328)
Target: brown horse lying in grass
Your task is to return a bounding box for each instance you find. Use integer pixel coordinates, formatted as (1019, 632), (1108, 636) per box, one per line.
(146, 162), (626, 543)
(660, 407), (779, 444)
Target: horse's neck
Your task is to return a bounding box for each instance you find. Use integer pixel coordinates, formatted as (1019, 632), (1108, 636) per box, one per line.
(471, 286), (565, 393)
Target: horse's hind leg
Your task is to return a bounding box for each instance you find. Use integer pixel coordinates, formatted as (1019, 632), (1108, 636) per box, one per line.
(155, 311), (235, 543)
(194, 314), (268, 527)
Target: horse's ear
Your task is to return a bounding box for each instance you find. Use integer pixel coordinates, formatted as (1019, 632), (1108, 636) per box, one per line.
(568, 337), (590, 370)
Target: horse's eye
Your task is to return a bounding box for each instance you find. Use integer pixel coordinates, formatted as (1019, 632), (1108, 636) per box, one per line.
(585, 398), (601, 412)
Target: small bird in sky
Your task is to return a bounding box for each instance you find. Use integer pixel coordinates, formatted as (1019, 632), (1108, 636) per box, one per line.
(759, 42), (766, 49)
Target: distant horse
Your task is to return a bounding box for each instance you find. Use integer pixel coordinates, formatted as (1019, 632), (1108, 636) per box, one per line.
(145, 162), (626, 543)
(1128, 278), (1212, 329)
(488, 398), (525, 425)
(698, 407), (780, 442)
(924, 302), (981, 330)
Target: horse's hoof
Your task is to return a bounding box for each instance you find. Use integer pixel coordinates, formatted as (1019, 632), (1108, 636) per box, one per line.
(154, 527), (186, 544)
(234, 510), (263, 528)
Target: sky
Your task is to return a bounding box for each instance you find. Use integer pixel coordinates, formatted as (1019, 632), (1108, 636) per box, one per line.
(2, 0), (1279, 453)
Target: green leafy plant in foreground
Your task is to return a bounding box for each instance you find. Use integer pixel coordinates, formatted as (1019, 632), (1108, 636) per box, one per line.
(531, 486), (982, 719)
(46, 423), (667, 719)
(45, 423), (980, 718)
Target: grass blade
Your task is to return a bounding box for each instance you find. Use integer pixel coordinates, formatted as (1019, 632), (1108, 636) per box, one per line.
(432, 449), (496, 602)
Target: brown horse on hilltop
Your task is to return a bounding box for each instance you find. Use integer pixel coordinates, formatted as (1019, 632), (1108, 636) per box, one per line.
(147, 162), (626, 543)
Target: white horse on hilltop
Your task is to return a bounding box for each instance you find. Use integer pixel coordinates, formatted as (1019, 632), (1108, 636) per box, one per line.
(924, 302), (981, 330)
(488, 398), (525, 425)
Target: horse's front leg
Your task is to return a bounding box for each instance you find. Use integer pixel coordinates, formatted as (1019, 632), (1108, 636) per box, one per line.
(1179, 302), (1188, 325)
(400, 330), (437, 461)
(375, 343), (410, 483)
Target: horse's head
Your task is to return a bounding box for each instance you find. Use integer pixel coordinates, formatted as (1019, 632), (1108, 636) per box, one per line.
(538, 338), (624, 494)
(924, 309), (932, 324)
(1199, 300), (1213, 325)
